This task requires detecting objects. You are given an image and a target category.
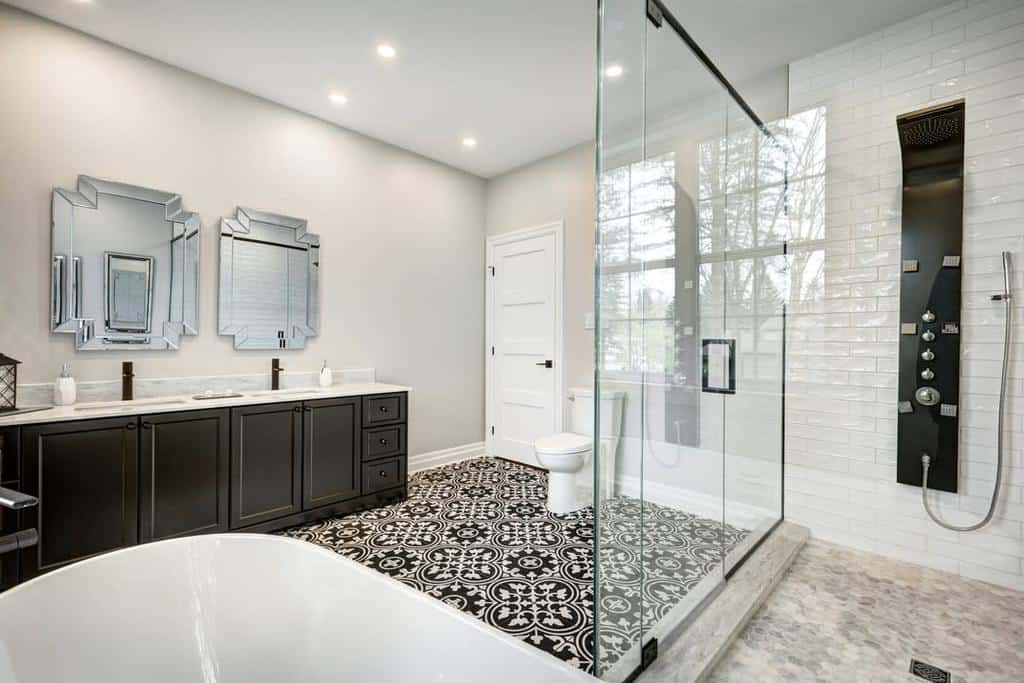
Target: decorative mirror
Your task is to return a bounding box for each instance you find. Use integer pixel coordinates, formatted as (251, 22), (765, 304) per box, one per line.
(51, 176), (199, 350)
(218, 207), (320, 349)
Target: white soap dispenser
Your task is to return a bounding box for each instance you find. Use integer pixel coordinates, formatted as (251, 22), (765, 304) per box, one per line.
(319, 361), (333, 388)
(54, 363), (77, 406)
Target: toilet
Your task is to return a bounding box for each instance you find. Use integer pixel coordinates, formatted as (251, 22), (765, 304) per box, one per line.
(534, 386), (624, 514)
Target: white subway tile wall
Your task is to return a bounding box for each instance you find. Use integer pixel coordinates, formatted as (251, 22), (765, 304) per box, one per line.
(786, 0), (1024, 590)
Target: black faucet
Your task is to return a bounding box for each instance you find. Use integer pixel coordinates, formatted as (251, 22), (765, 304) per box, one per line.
(122, 361), (134, 401)
(271, 358), (283, 390)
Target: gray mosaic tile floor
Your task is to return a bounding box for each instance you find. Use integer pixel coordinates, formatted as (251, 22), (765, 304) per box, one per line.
(709, 539), (1024, 683)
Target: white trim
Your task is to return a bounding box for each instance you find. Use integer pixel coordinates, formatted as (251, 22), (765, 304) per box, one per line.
(408, 442), (487, 474)
(485, 221), (565, 457)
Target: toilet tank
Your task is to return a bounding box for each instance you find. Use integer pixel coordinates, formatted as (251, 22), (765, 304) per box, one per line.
(569, 387), (624, 438)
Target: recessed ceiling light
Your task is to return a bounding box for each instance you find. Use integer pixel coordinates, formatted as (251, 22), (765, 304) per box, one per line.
(462, 137), (477, 149)
(377, 44), (397, 59)
(605, 64), (624, 78)
(328, 92), (348, 105)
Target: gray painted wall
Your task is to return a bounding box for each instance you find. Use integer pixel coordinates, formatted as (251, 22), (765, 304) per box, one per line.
(0, 5), (486, 455)
(484, 142), (597, 394)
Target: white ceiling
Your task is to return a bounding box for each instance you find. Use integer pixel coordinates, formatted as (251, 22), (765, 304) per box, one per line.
(10, 0), (951, 178)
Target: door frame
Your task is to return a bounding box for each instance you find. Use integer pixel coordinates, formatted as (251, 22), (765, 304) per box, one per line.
(485, 220), (565, 457)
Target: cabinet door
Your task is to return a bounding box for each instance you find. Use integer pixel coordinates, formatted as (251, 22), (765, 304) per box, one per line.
(20, 417), (139, 580)
(303, 397), (361, 510)
(230, 402), (302, 529)
(140, 409), (229, 542)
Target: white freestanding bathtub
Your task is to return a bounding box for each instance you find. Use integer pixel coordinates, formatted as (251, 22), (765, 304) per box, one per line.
(0, 534), (596, 683)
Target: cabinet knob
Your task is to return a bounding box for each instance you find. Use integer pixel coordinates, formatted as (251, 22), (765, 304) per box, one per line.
(142, 422), (153, 430)
(294, 406), (302, 413)
(126, 422), (137, 431)
(379, 406), (388, 413)
(379, 438), (388, 445)
(379, 470), (387, 477)
(303, 407), (312, 413)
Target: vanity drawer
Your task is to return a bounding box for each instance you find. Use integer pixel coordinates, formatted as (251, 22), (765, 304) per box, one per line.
(363, 393), (406, 427)
(363, 425), (406, 461)
(362, 457), (405, 494)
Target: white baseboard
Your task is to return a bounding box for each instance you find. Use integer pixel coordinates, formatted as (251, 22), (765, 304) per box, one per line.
(408, 441), (487, 473)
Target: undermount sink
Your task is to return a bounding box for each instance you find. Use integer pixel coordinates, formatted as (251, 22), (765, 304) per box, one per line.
(73, 399), (188, 413)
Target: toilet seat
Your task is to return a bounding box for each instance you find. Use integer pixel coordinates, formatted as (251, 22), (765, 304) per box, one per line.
(534, 432), (591, 456)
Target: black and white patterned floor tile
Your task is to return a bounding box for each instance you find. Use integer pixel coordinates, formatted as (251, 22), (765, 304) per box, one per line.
(279, 457), (747, 674)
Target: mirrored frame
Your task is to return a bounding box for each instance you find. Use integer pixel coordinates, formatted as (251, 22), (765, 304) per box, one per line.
(218, 207), (320, 350)
(51, 175), (200, 350)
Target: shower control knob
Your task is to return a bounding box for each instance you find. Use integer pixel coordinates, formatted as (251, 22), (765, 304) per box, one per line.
(921, 368), (935, 381)
(922, 310), (936, 323)
(915, 386), (941, 407)
(921, 349), (935, 361)
(921, 330), (935, 342)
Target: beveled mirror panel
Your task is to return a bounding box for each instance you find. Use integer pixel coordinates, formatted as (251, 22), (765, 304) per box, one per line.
(218, 207), (320, 349)
(51, 176), (200, 350)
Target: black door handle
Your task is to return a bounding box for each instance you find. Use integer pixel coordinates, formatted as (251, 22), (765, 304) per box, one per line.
(535, 360), (553, 368)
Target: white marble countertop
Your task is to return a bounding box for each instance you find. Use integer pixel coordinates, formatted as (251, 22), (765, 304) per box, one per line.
(0, 382), (411, 427)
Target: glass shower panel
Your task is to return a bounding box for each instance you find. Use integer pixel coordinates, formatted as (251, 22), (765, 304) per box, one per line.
(594, 0), (647, 679)
(636, 7), (733, 655)
(721, 104), (787, 573)
(596, 1), (788, 679)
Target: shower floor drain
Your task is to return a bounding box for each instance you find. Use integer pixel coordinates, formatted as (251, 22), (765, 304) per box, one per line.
(910, 658), (951, 682)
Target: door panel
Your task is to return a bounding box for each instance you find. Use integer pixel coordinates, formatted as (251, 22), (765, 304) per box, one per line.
(231, 402), (302, 528)
(304, 397), (361, 510)
(20, 417), (139, 580)
(140, 408), (229, 542)
(491, 231), (558, 465)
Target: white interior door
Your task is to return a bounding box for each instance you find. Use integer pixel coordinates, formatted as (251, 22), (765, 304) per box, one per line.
(488, 227), (561, 466)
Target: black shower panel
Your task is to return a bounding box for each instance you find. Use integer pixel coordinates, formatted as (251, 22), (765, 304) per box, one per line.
(896, 100), (965, 493)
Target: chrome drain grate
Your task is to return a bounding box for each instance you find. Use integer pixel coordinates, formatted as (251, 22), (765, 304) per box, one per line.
(910, 658), (951, 682)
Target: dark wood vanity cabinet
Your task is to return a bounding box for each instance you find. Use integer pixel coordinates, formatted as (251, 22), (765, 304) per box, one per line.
(230, 402), (303, 529)
(19, 417), (139, 581)
(140, 409), (229, 542)
(303, 397), (361, 510)
(1, 390), (407, 586)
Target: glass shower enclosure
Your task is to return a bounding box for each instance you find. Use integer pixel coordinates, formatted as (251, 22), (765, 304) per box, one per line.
(592, 0), (816, 678)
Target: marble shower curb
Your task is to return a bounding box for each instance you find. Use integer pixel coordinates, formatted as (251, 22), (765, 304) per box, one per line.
(639, 521), (809, 683)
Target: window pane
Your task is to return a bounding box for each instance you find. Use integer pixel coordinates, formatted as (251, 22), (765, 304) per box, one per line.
(725, 127), (755, 194)
(787, 176), (826, 242)
(725, 192), (754, 251)
(640, 319), (674, 374)
(756, 184), (787, 249)
(631, 267), (675, 319)
(632, 208), (675, 262)
(601, 320), (631, 372)
(599, 165), (630, 221)
(599, 272), (631, 320)
(699, 137), (726, 199)
(699, 198), (725, 255)
(630, 153), (675, 214)
(599, 216), (629, 265)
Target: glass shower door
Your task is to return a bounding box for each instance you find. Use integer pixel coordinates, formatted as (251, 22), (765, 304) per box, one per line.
(595, 1), (786, 679)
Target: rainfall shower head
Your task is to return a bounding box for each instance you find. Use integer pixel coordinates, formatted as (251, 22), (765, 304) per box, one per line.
(897, 99), (965, 175)
(898, 111), (961, 147)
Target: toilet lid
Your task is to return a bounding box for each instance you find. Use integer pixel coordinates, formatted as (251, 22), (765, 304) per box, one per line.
(535, 432), (591, 455)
